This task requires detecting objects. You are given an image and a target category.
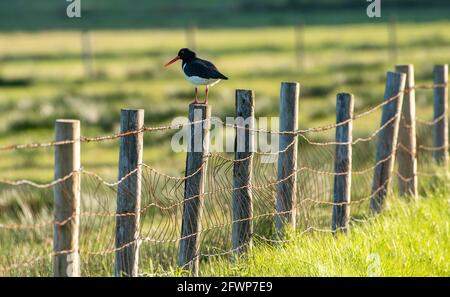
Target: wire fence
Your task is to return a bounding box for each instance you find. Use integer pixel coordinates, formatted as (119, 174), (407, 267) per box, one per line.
(0, 67), (448, 276)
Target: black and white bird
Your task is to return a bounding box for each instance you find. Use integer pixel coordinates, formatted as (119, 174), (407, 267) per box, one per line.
(165, 48), (228, 104)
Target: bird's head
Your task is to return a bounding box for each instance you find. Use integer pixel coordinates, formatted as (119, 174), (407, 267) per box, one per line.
(165, 48), (196, 67)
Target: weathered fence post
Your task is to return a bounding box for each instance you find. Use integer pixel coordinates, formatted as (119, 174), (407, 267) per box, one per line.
(370, 72), (406, 213)
(232, 90), (255, 258)
(54, 119), (81, 277)
(178, 103), (211, 276)
(432, 64), (449, 166)
(276, 82), (300, 235)
(115, 109), (144, 277)
(395, 64), (418, 199)
(332, 93), (353, 233)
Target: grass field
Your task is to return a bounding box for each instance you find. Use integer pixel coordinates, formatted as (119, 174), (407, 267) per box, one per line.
(0, 1), (449, 30)
(0, 5), (449, 276)
(0, 21), (449, 182)
(196, 175), (450, 276)
(1, 172), (448, 277)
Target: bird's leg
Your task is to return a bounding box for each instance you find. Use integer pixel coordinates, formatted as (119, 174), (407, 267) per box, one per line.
(203, 86), (209, 105)
(191, 87), (199, 104)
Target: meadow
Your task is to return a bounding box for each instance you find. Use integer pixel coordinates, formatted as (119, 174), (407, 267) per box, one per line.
(199, 174), (450, 277)
(0, 21), (449, 182)
(0, 14), (449, 276)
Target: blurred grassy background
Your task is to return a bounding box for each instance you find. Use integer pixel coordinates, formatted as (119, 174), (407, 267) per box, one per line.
(0, 0), (449, 29)
(0, 1), (448, 182)
(0, 0), (449, 276)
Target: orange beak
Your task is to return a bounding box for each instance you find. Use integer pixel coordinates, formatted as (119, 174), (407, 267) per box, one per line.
(164, 56), (180, 67)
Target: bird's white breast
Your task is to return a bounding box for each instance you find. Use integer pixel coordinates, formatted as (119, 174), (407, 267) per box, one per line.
(183, 65), (221, 86)
(185, 75), (221, 86)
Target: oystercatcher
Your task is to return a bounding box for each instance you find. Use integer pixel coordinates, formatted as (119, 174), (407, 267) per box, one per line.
(165, 48), (228, 104)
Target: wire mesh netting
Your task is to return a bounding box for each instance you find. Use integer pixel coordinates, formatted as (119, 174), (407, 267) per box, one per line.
(0, 81), (447, 276)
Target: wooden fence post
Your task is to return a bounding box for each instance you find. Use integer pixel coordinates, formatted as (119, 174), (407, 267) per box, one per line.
(370, 72), (406, 213)
(178, 103), (211, 276)
(276, 82), (300, 235)
(54, 119), (81, 277)
(332, 93), (353, 233)
(232, 90), (255, 258)
(395, 64), (418, 199)
(115, 109), (144, 277)
(432, 64), (449, 166)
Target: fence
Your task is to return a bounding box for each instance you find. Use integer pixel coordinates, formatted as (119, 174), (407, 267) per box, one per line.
(0, 64), (447, 276)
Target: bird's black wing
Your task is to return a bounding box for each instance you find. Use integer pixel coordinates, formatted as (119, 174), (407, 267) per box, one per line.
(184, 59), (228, 80)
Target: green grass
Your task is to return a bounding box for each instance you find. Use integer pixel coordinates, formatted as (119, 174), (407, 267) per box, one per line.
(197, 176), (450, 276)
(2, 172), (448, 277)
(0, 1), (449, 30)
(0, 20), (449, 181)
(0, 8), (449, 276)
